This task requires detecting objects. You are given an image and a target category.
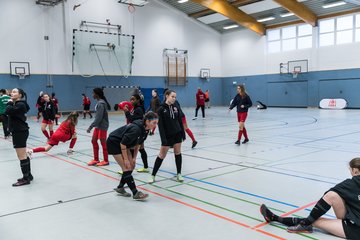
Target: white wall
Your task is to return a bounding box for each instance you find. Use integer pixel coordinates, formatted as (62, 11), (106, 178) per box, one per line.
(221, 25), (360, 77)
(0, 0), (222, 77)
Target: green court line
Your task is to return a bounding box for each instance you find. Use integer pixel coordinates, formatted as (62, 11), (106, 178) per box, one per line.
(26, 136), (318, 240)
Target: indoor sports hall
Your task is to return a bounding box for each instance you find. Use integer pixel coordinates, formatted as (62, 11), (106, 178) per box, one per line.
(1, 1), (360, 240)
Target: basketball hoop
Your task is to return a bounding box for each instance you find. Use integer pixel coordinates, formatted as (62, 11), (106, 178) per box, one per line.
(292, 71), (300, 79)
(18, 73), (25, 79)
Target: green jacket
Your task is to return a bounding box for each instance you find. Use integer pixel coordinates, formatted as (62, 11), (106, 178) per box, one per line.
(0, 95), (10, 114)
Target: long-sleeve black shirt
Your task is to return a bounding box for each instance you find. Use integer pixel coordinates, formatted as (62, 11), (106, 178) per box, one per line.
(229, 94), (252, 113)
(107, 120), (147, 148)
(125, 105), (144, 123)
(6, 100), (30, 132)
(157, 103), (185, 144)
(41, 101), (56, 121)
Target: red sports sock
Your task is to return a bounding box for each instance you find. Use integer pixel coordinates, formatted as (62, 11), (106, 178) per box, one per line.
(238, 130), (243, 141)
(100, 139), (108, 162)
(42, 130), (50, 139)
(50, 130), (54, 137)
(69, 138), (77, 149)
(185, 128), (195, 142)
(152, 126), (156, 134)
(243, 127), (248, 140)
(33, 147), (46, 153)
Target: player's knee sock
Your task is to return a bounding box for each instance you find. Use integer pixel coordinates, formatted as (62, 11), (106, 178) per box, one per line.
(123, 171), (138, 195)
(151, 157), (163, 176)
(69, 138), (77, 149)
(243, 127), (248, 140)
(302, 198), (331, 225)
(139, 148), (148, 168)
(238, 130), (243, 141)
(33, 147), (46, 153)
(42, 130), (50, 139)
(185, 129), (195, 142)
(175, 154), (182, 174)
(20, 158), (31, 180)
(50, 130), (54, 137)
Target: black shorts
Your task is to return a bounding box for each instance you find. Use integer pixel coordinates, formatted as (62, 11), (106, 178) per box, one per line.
(162, 132), (183, 147)
(83, 104), (90, 111)
(106, 139), (122, 155)
(343, 219), (360, 239)
(12, 131), (29, 148)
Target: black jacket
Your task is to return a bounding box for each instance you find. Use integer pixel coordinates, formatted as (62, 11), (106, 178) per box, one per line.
(6, 100), (30, 132)
(107, 120), (148, 148)
(157, 102), (185, 144)
(148, 96), (161, 113)
(125, 105), (144, 123)
(229, 94), (252, 113)
(330, 175), (360, 226)
(41, 101), (56, 120)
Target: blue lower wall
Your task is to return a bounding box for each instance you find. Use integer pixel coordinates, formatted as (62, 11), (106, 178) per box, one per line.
(0, 74), (222, 115)
(223, 68), (360, 108)
(1, 67), (360, 115)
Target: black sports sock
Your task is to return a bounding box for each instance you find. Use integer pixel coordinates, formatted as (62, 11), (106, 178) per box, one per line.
(123, 171), (138, 195)
(302, 198), (331, 225)
(175, 154), (182, 174)
(89, 112), (92, 118)
(117, 171), (129, 188)
(151, 157), (163, 176)
(261, 204), (303, 226)
(277, 217), (304, 227)
(20, 158), (31, 180)
(139, 148), (148, 168)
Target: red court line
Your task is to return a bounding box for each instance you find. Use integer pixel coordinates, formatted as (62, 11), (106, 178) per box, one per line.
(40, 151), (286, 240)
(252, 201), (317, 229)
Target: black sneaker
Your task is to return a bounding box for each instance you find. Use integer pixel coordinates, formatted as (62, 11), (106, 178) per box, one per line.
(260, 204), (274, 222)
(192, 141), (198, 149)
(235, 140), (240, 145)
(287, 223), (313, 233)
(242, 139), (249, 144)
(12, 178), (31, 187)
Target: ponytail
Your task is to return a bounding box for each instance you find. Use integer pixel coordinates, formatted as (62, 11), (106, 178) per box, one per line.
(93, 87), (111, 110)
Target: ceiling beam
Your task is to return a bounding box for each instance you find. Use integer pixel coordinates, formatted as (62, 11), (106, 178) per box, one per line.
(266, 8), (360, 30)
(273, 0), (317, 26)
(190, 0), (265, 35)
(189, 0), (261, 19)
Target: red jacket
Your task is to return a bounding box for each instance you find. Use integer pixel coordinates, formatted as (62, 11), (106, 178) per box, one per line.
(196, 90), (205, 106)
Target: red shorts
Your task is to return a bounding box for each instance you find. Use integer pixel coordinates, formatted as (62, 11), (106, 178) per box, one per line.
(237, 112), (248, 122)
(182, 116), (187, 125)
(93, 128), (107, 139)
(42, 119), (54, 125)
(48, 132), (71, 146)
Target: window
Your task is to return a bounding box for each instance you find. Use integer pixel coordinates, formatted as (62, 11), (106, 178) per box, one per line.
(337, 15), (353, 30)
(319, 19), (335, 33)
(320, 32), (335, 46)
(356, 14), (360, 42)
(267, 24), (313, 53)
(337, 30), (353, 44)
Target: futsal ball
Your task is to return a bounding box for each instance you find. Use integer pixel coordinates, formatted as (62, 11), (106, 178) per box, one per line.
(118, 101), (134, 111)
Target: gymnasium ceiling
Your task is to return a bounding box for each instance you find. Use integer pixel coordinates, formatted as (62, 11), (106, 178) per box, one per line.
(159, 0), (360, 34)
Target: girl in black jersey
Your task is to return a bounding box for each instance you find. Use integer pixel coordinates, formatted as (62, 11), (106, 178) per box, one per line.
(6, 88), (32, 187)
(148, 90), (186, 183)
(260, 157), (360, 239)
(40, 93), (56, 140)
(107, 112), (158, 201)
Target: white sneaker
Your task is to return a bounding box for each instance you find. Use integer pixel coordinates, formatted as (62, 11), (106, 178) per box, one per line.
(192, 117), (197, 120)
(148, 175), (155, 184)
(176, 174), (184, 182)
(26, 149), (33, 159)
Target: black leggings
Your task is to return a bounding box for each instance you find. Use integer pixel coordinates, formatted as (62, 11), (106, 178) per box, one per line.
(195, 105), (205, 118)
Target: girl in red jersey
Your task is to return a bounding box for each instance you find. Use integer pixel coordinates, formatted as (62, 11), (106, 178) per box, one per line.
(27, 112), (79, 157)
(229, 85), (252, 145)
(193, 88), (205, 120)
(40, 93), (56, 140)
(82, 93), (92, 119)
(87, 88), (111, 166)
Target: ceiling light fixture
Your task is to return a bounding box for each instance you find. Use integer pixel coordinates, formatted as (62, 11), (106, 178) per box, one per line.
(322, 1), (346, 8)
(223, 24), (239, 30)
(257, 17), (275, 22)
(178, 0), (189, 3)
(280, 12), (295, 17)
